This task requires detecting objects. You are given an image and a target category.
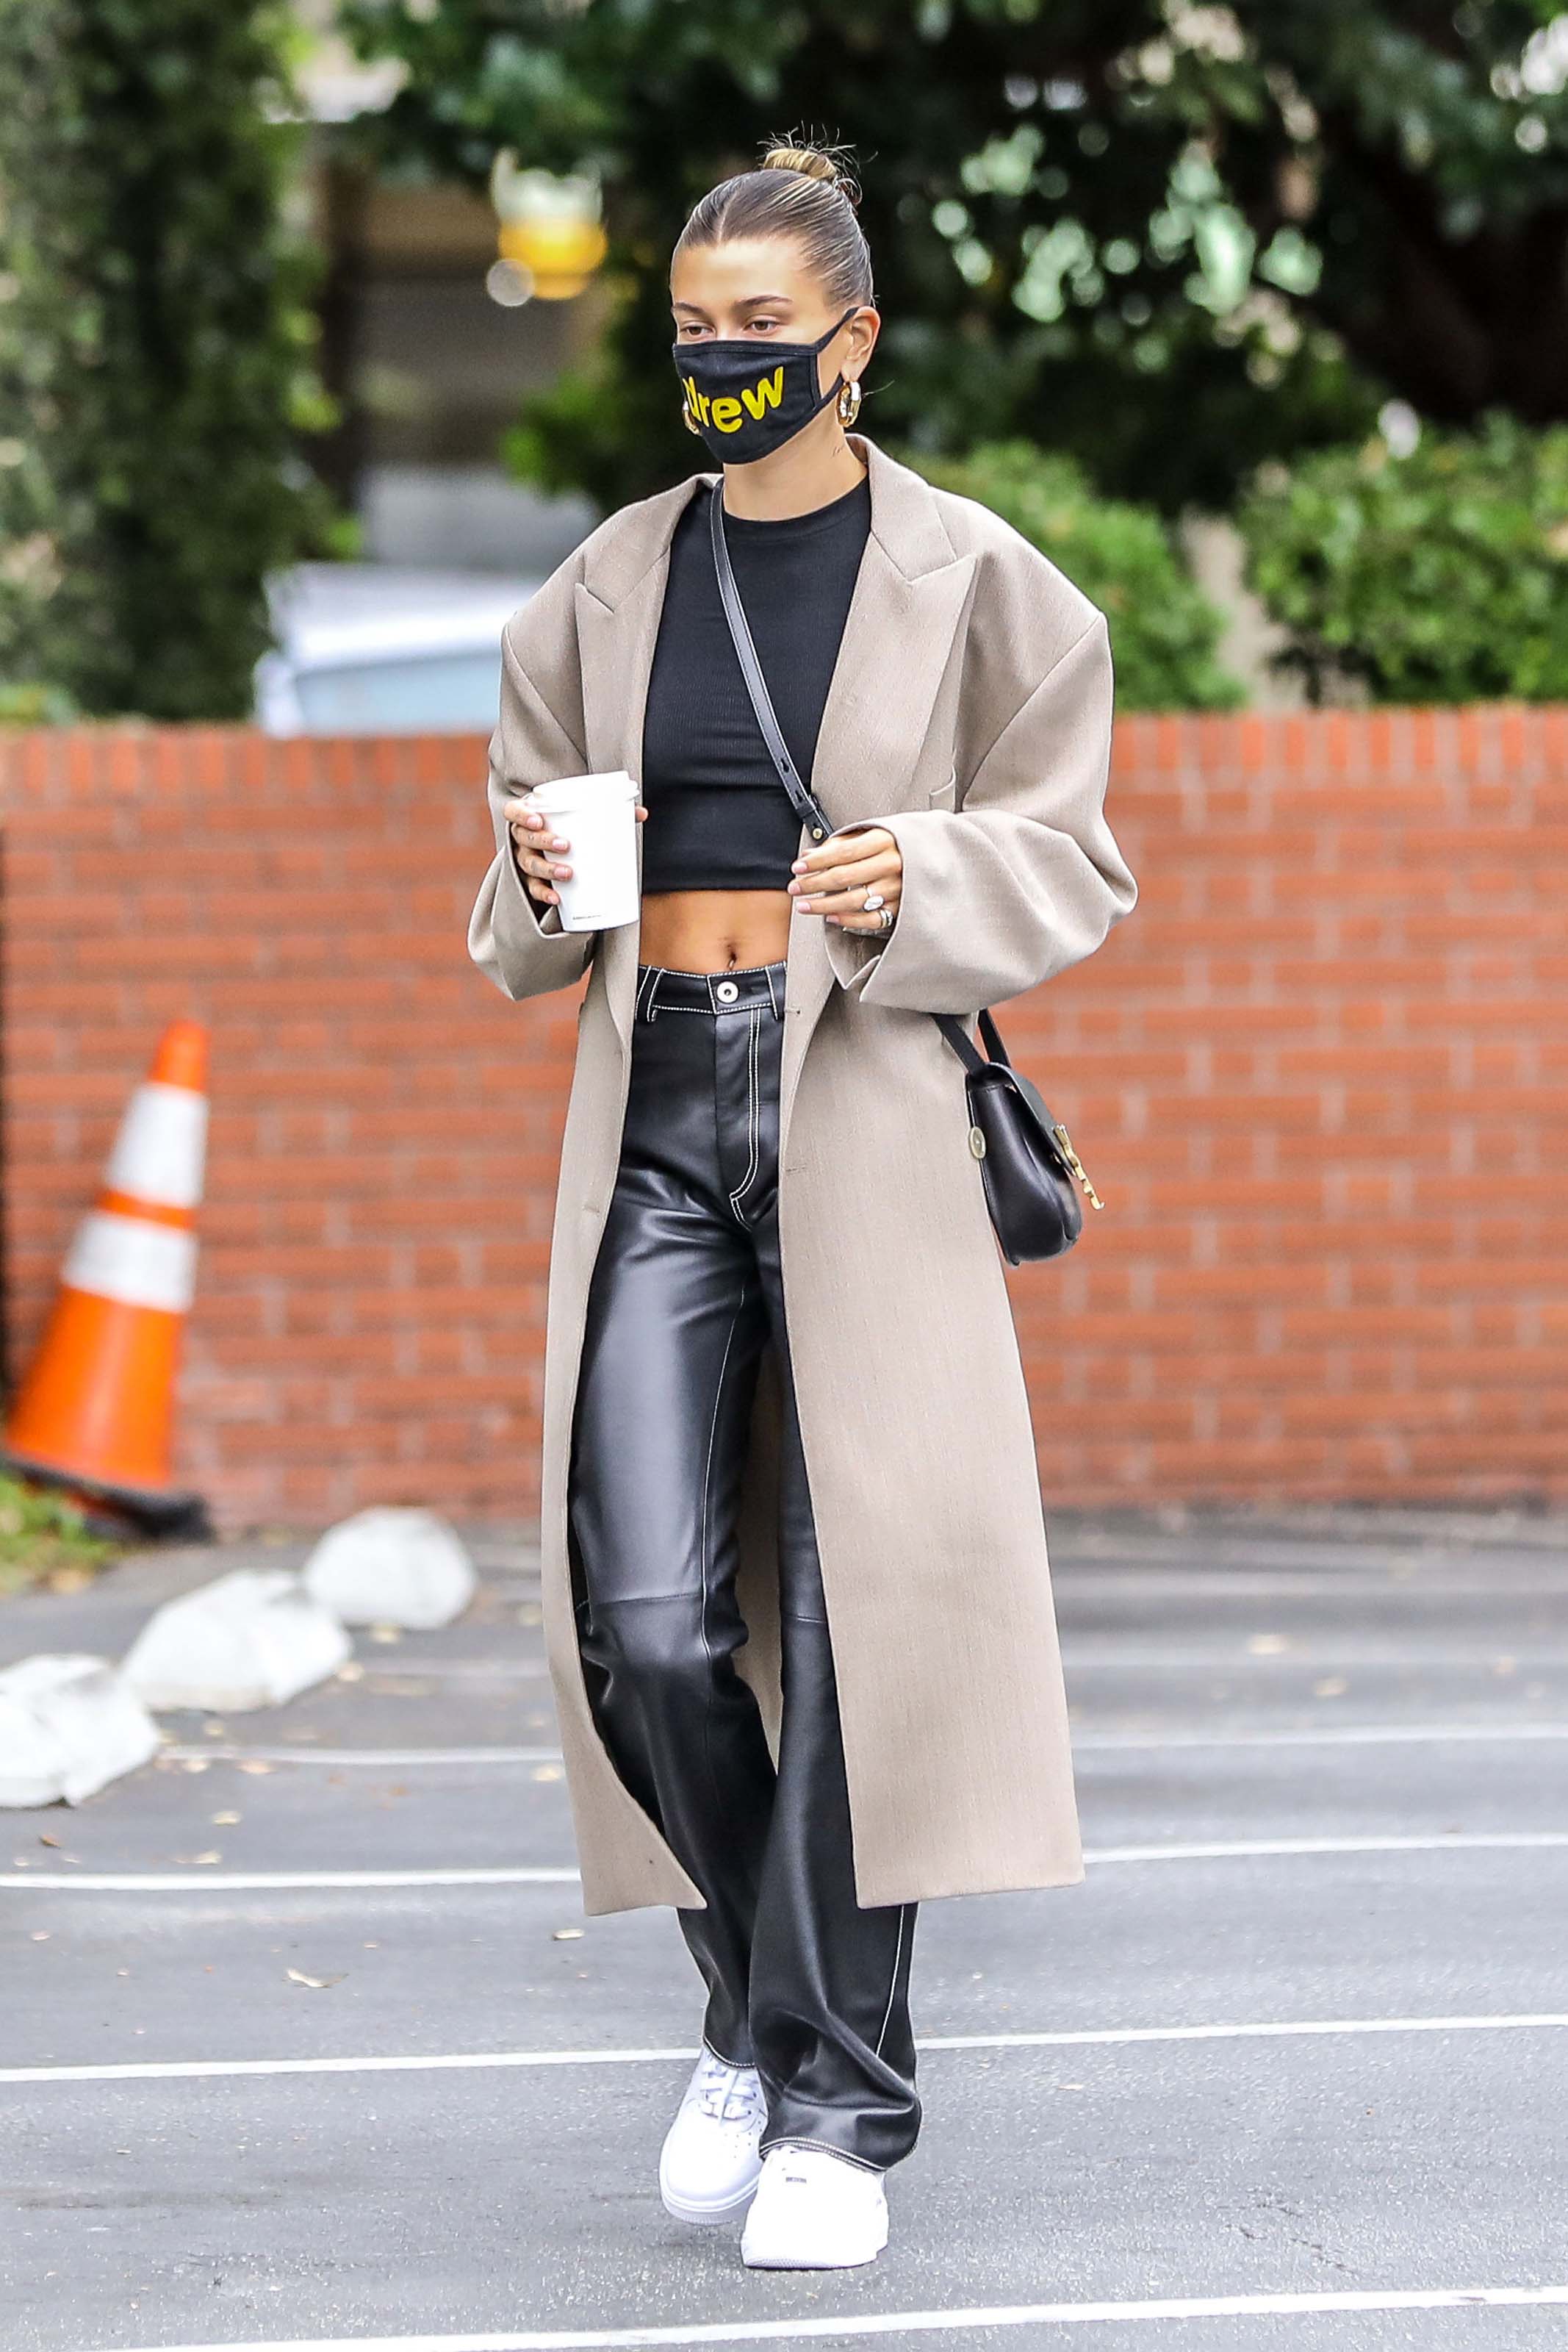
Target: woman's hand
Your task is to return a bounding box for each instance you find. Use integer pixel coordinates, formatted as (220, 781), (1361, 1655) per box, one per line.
(502, 791), (648, 908)
(787, 826), (902, 935)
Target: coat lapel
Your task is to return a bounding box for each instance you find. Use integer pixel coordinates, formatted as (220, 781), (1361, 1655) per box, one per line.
(572, 563), (665, 1055)
(780, 440), (977, 1136)
(571, 436), (976, 1077)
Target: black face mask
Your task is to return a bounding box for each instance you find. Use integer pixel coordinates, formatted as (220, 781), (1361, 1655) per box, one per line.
(672, 307), (858, 465)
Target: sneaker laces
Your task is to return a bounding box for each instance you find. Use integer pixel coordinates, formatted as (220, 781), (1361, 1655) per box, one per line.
(694, 2055), (766, 2127)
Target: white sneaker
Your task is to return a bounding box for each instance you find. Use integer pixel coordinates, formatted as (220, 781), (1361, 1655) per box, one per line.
(658, 2051), (768, 2224)
(740, 2144), (889, 2270)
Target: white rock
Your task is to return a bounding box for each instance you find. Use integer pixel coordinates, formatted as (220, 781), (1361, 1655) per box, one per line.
(0, 1654), (160, 1807)
(122, 1570), (350, 1713)
(302, 1507), (477, 1631)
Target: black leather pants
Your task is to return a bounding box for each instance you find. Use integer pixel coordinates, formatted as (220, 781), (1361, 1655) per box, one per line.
(567, 958), (920, 2173)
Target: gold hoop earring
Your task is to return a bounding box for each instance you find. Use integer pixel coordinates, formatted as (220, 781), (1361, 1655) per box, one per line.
(837, 379), (863, 427)
(680, 400), (702, 437)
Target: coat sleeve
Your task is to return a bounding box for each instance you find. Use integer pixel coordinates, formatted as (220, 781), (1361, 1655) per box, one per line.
(821, 607), (1136, 1014)
(467, 556), (599, 1003)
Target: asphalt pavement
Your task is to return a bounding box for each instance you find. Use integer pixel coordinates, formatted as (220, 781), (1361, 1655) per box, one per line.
(3, 1507), (1567, 2352)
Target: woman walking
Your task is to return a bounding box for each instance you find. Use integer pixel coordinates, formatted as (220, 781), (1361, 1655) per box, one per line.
(469, 139), (1137, 2272)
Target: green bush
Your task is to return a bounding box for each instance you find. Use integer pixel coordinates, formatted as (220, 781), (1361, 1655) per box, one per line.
(0, 1474), (115, 1596)
(0, 0), (342, 721)
(1237, 417), (1568, 704)
(907, 442), (1243, 712)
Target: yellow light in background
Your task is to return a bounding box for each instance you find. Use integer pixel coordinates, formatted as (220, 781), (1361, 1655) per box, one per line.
(489, 156), (608, 301)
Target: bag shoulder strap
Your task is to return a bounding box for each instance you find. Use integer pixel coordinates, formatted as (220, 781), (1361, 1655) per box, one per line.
(707, 481), (980, 1076)
(708, 487), (834, 845)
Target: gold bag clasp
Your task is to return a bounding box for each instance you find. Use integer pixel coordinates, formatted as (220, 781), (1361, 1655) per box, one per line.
(1051, 1121), (1104, 1211)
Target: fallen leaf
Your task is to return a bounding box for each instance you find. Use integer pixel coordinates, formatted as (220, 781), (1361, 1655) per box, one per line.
(180, 1759), (209, 1775)
(286, 1968), (348, 1990)
(368, 1625), (403, 1644)
(30, 1931), (49, 1943)
(335, 1662), (366, 1684)
(236, 1760), (275, 1776)
(551, 1927), (584, 1943)
(532, 1765), (564, 1783)
(1247, 1634), (1288, 1655)
(210, 1812), (242, 1826)
(1313, 1677), (1348, 1699)
(37, 1833), (62, 1848)
(173, 1851), (223, 1867)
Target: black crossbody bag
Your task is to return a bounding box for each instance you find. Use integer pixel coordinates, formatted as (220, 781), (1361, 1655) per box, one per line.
(708, 484), (1102, 1264)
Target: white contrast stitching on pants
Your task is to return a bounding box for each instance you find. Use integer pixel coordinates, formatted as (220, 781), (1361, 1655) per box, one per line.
(761, 2134), (886, 2175)
(874, 1904), (910, 2059)
(727, 1007), (762, 1222)
(697, 1281), (749, 1775)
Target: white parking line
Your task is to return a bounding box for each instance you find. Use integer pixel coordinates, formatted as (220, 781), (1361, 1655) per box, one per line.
(1062, 1646), (1568, 1668)
(8, 1829), (1566, 1893)
(0, 1867), (581, 1890)
(1076, 1721), (1568, 1752)
(353, 1660), (552, 1679)
(155, 1723), (1568, 1769)
(112, 2279), (1568, 2351)
(7, 2010), (1565, 2088)
(1049, 1570), (1568, 1598)
(1089, 1832), (1568, 1864)
(390, 1649), (1568, 1676)
(159, 1747), (566, 1766)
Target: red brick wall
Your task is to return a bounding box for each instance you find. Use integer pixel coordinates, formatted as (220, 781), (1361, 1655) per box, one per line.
(4, 712), (1565, 1526)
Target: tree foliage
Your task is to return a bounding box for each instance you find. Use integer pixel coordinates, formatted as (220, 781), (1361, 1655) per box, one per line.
(0, 0), (339, 720)
(912, 442), (1242, 709)
(342, 0), (1567, 513)
(1239, 415), (1568, 702)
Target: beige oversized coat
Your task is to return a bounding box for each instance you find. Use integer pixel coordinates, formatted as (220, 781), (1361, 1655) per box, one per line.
(469, 433), (1137, 1914)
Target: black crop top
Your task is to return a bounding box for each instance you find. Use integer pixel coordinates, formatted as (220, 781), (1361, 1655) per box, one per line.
(639, 473), (871, 894)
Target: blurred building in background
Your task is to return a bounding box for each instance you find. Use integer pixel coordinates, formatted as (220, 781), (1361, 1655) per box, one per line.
(294, 5), (597, 576)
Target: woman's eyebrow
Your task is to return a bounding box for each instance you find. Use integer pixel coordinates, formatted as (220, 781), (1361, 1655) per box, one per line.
(672, 293), (796, 312)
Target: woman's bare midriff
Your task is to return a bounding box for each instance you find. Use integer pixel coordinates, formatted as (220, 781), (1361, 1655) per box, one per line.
(639, 887), (794, 974)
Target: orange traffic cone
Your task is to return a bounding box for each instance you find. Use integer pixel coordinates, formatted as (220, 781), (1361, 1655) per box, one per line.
(4, 1021), (212, 1535)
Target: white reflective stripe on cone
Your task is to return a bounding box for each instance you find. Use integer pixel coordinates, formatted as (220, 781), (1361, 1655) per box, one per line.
(62, 1213), (198, 1314)
(104, 1083), (209, 1208)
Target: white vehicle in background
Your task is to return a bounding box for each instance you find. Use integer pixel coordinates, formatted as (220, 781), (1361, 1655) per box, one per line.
(256, 564), (542, 736)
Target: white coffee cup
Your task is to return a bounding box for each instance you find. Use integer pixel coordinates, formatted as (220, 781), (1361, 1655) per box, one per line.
(525, 770), (639, 932)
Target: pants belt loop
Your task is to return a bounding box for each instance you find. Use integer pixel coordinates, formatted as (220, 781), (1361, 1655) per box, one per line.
(763, 964), (781, 1020)
(637, 965), (662, 1023)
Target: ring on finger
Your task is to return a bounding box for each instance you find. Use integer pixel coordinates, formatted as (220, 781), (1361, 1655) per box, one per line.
(863, 888), (885, 911)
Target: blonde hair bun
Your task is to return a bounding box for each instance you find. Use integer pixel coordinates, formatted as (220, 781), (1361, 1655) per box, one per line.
(760, 139), (863, 212)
